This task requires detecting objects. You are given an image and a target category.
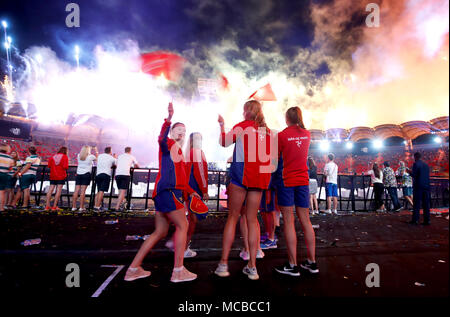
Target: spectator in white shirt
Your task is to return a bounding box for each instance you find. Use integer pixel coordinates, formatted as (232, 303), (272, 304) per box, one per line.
(72, 145), (98, 211)
(114, 147), (139, 210)
(367, 163), (385, 212)
(323, 153), (338, 214)
(94, 147), (117, 211)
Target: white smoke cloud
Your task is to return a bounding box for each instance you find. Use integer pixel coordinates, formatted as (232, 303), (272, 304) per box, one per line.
(8, 0), (449, 165)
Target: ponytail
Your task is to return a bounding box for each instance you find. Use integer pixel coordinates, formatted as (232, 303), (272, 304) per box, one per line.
(286, 106), (306, 130)
(373, 163), (380, 179)
(255, 111), (267, 129)
(244, 100), (269, 131)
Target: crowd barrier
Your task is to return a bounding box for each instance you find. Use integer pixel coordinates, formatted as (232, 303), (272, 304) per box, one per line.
(23, 165), (450, 213)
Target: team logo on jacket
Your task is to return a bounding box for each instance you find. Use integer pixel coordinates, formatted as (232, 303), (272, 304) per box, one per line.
(296, 140), (302, 148)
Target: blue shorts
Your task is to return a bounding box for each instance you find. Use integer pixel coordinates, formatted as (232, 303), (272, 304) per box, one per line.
(153, 189), (185, 213)
(0, 173), (10, 190)
(326, 183), (338, 197)
(276, 184), (309, 208)
(50, 179), (65, 185)
(96, 173), (111, 192)
(75, 173), (92, 186)
(20, 174), (36, 190)
(260, 190), (276, 212)
(402, 187), (412, 197)
(115, 175), (130, 190)
(230, 179), (263, 192)
(7, 176), (17, 189)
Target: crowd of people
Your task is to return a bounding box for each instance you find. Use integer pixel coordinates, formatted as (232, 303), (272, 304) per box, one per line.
(0, 100), (442, 283)
(1, 136), (448, 177)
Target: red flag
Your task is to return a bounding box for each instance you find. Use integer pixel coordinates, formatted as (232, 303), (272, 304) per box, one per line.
(220, 74), (229, 90)
(140, 51), (185, 81)
(248, 83), (277, 101)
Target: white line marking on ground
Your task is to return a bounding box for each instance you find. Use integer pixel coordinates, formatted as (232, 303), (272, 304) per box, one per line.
(91, 265), (125, 298)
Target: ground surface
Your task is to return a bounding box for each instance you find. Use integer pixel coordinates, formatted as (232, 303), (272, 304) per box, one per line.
(0, 208), (448, 310)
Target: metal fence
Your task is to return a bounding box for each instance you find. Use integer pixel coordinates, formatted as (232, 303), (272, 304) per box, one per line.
(24, 165), (449, 213)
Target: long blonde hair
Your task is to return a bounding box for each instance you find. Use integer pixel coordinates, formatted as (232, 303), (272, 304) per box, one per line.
(79, 145), (91, 161)
(244, 100), (267, 129)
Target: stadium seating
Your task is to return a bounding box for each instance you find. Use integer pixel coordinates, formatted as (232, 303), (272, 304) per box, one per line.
(1, 137), (448, 177)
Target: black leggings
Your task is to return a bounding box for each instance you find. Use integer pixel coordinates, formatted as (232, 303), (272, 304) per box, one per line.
(373, 183), (384, 210)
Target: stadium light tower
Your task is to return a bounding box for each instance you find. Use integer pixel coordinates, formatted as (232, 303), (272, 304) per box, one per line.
(434, 136), (442, 144)
(74, 45), (80, 69)
(2, 20), (12, 84)
(373, 139), (383, 149)
(345, 141), (353, 150)
(320, 140), (330, 152)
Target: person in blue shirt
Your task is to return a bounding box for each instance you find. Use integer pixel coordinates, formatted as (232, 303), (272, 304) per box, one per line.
(409, 152), (431, 225)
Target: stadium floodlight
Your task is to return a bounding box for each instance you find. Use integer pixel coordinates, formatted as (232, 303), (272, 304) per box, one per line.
(1, 21), (7, 28)
(4, 41), (10, 49)
(35, 54), (43, 64)
(345, 141), (353, 149)
(74, 45), (80, 69)
(7, 36), (11, 43)
(320, 140), (330, 152)
(373, 139), (383, 149)
(434, 136), (442, 144)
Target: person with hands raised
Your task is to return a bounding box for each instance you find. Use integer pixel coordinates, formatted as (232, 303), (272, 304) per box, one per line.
(124, 102), (199, 283)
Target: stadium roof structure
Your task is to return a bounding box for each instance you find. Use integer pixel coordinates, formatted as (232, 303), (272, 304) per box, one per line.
(347, 127), (374, 142)
(1, 101), (448, 144)
(309, 116), (449, 142)
(325, 128), (348, 141)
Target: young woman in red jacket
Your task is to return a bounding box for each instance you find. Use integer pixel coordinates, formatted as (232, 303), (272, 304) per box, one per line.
(124, 102), (199, 283)
(185, 132), (209, 253)
(215, 100), (273, 280)
(165, 132), (209, 258)
(45, 147), (69, 210)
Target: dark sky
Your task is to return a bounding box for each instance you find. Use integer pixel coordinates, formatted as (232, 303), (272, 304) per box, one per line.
(1, 0), (318, 64)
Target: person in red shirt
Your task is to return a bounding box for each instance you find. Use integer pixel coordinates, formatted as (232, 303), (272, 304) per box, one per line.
(165, 132), (209, 258)
(215, 100), (273, 281)
(124, 102), (199, 283)
(45, 147), (69, 211)
(273, 107), (318, 277)
(185, 133), (209, 249)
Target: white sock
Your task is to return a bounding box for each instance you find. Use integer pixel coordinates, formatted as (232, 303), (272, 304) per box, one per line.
(128, 267), (138, 272)
(289, 263), (295, 268)
(173, 266), (184, 272)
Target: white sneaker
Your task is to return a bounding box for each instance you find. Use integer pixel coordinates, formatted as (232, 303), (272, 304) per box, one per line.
(242, 265), (259, 280)
(170, 266), (197, 283)
(165, 239), (174, 251)
(184, 247), (197, 258)
(215, 263), (230, 277)
(333, 210), (338, 215)
(257, 249), (265, 259)
(240, 249), (264, 260)
(124, 266), (151, 281)
(71, 208), (78, 211)
(239, 250), (249, 261)
(324, 209), (332, 214)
